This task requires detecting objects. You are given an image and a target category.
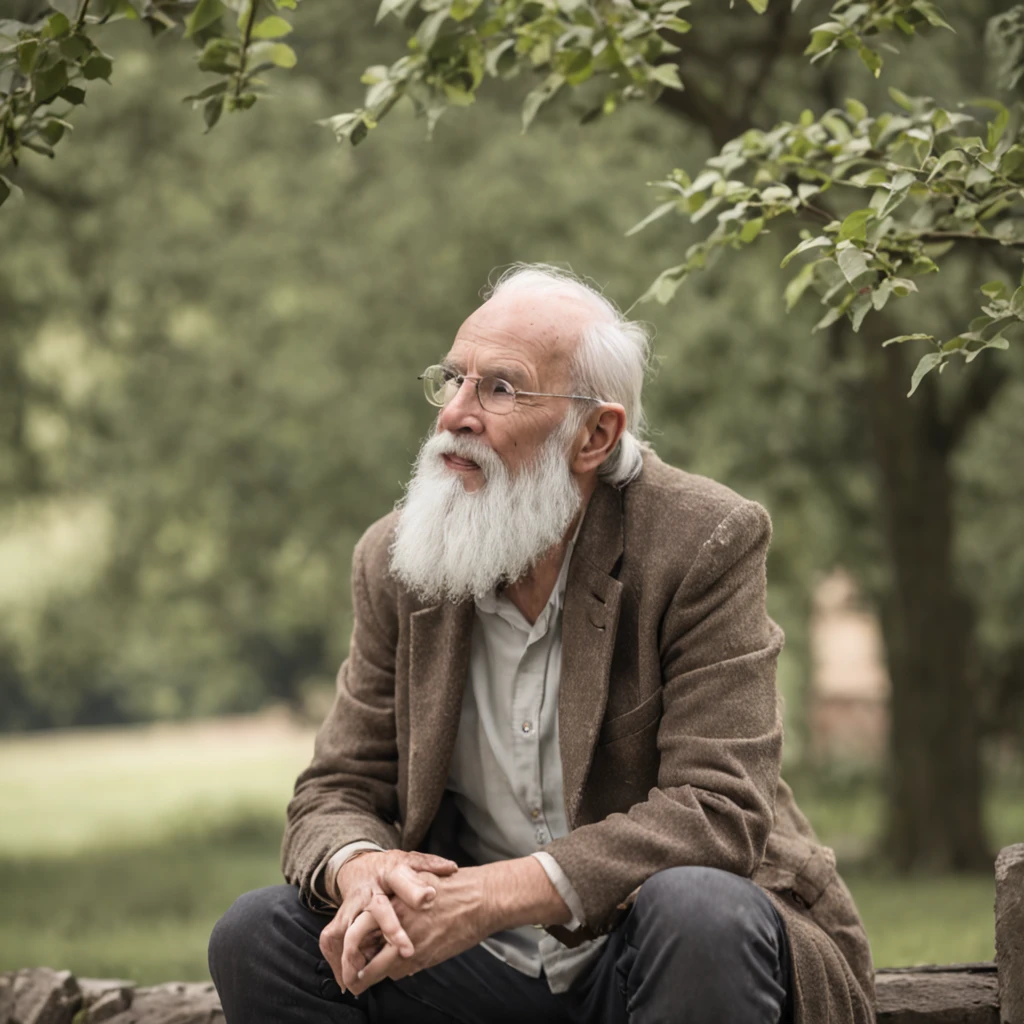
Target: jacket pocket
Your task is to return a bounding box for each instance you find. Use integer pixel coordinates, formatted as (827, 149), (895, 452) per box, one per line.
(753, 830), (837, 910)
(598, 688), (663, 745)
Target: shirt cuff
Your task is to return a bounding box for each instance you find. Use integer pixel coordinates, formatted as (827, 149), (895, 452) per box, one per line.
(312, 841), (386, 906)
(532, 851), (586, 931)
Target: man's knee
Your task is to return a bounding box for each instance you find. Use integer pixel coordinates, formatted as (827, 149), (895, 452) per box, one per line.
(208, 885), (303, 977)
(632, 865), (781, 953)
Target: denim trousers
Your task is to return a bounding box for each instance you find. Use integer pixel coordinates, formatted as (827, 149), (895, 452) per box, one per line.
(208, 865), (793, 1024)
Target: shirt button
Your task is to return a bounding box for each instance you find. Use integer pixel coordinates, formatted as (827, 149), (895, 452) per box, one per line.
(521, 720), (533, 734)
(530, 807), (541, 820)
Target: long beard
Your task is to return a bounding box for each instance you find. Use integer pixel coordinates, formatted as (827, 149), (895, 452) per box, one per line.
(389, 426), (582, 603)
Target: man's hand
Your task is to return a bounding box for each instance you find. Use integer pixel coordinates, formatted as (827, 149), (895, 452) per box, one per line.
(339, 856), (573, 996)
(319, 850), (458, 989)
(340, 866), (493, 994)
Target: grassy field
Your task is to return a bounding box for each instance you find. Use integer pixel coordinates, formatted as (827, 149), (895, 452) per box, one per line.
(1, 713), (1020, 984)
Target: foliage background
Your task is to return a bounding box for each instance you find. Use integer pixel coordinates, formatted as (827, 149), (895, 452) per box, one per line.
(1, 0), (1023, 984)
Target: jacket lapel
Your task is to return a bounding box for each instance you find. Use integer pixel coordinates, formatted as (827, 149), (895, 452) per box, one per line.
(559, 481), (624, 828)
(404, 598), (474, 848)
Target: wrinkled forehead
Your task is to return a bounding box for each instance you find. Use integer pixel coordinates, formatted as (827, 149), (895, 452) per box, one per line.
(446, 288), (608, 387)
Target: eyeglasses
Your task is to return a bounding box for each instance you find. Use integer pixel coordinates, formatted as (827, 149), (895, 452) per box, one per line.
(418, 364), (600, 416)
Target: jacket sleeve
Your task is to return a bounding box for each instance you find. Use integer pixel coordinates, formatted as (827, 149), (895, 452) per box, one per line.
(281, 526), (402, 910)
(543, 500), (785, 935)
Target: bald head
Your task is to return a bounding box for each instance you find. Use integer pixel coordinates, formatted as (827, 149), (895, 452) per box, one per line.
(459, 284), (614, 395)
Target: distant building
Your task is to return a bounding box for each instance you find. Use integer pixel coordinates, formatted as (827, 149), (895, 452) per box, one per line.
(809, 569), (890, 763)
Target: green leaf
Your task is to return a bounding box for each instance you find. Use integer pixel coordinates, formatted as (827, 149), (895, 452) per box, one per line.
(739, 217), (764, 243)
(251, 15), (292, 38)
(650, 63), (682, 90)
(908, 352), (943, 397)
(32, 62), (68, 103)
(837, 244), (871, 284)
(883, 333), (933, 347)
(59, 84), (86, 104)
(184, 0), (224, 38)
(845, 97), (867, 121)
(626, 200), (677, 238)
(858, 45), (882, 77)
(183, 80), (230, 102)
(888, 87), (914, 111)
(264, 42), (296, 67)
(987, 105), (1010, 151)
(41, 11), (70, 38)
(911, 1), (953, 31)
(745, 0), (767, 11)
(780, 235), (831, 269)
(416, 9), (447, 51)
(17, 39), (39, 75)
(804, 29), (837, 57)
(1010, 286), (1024, 319)
(639, 263), (689, 305)
(784, 261), (815, 311)
(838, 209), (873, 242)
(375, 0), (412, 24)
(203, 94), (224, 132)
(850, 292), (872, 332)
(82, 54), (113, 80)
(59, 33), (89, 60)
(521, 74), (563, 132)
(981, 280), (1009, 300)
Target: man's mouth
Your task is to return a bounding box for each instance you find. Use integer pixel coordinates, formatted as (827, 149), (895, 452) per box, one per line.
(442, 452), (481, 472)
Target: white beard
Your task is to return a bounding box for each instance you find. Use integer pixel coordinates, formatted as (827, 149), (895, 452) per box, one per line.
(389, 424), (582, 603)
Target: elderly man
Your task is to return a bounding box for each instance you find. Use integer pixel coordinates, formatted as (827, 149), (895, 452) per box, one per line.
(208, 265), (875, 1024)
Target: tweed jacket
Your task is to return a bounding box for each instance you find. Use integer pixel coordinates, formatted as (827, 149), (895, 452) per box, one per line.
(282, 452), (876, 1024)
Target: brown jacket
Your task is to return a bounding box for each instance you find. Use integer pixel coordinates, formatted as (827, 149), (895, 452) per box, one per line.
(282, 452), (875, 1023)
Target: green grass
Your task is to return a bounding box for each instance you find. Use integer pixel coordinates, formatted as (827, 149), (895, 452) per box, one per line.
(0, 716), (1020, 982)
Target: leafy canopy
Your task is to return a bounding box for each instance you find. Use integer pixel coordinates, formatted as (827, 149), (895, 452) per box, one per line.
(2, 0), (1023, 391)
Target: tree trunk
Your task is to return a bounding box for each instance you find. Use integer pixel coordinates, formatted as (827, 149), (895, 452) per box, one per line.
(861, 336), (990, 871)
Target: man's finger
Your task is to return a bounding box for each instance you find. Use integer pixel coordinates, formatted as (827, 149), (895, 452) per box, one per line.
(387, 864), (440, 909)
(351, 939), (402, 995)
(352, 893), (414, 958)
(407, 852), (459, 876)
(340, 911), (380, 990)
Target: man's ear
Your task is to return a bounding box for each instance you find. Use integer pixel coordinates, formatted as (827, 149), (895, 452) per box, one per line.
(572, 404), (627, 476)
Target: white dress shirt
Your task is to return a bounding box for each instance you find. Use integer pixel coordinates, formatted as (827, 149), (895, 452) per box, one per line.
(325, 535), (605, 993)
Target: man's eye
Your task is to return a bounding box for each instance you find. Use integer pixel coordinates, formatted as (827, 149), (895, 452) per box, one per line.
(492, 380), (514, 395)
(442, 370), (460, 383)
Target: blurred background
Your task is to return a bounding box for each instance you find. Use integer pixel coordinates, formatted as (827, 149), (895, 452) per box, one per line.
(1, 0), (1022, 985)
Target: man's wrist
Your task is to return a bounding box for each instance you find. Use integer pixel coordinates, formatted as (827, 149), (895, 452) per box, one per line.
(476, 857), (572, 934)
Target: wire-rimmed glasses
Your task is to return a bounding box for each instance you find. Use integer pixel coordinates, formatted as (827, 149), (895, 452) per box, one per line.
(418, 364), (599, 415)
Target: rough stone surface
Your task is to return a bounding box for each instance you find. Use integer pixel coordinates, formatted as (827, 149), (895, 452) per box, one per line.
(996, 843), (1024, 1024)
(96, 983), (223, 1024)
(5, 968), (82, 1024)
(876, 964), (999, 1024)
(0, 960), (1014, 1023)
(84, 988), (132, 1023)
(0, 973), (220, 1024)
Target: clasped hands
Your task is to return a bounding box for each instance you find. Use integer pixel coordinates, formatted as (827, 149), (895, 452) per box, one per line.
(318, 850), (492, 997)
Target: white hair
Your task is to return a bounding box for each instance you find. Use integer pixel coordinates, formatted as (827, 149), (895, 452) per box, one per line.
(486, 263), (653, 487)
(390, 422), (582, 602)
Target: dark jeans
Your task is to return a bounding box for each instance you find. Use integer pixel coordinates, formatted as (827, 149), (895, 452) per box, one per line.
(209, 866), (793, 1024)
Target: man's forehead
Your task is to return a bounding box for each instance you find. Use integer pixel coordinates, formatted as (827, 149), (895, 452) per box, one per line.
(447, 289), (602, 375)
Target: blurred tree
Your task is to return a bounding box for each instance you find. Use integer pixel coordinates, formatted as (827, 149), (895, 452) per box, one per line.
(2, 0), (1023, 873)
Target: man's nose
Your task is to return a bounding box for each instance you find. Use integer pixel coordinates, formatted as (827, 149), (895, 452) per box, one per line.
(437, 378), (484, 434)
